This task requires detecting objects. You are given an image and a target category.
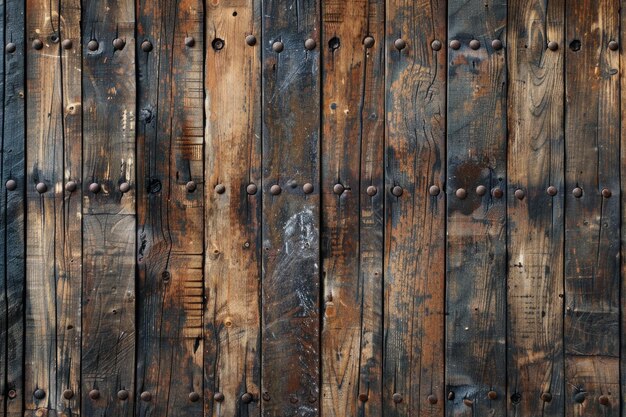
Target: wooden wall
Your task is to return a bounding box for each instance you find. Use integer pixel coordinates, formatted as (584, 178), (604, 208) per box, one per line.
(0, 0), (624, 416)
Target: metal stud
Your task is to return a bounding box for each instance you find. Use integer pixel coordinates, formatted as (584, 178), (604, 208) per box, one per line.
(61, 39), (72, 49)
(602, 188), (612, 198)
(599, 395), (610, 406)
(392, 393), (403, 403)
(214, 392), (225, 402)
(547, 186), (557, 196)
(450, 39), (461, 50)
(189, 392), (200, 402)
(367, 185), (377, 196)
(455, 188), (467, 199)
(303, 183), (314, 194)
(514, 189), (525, 200)
(245, 35), (257, 46)
(547, 41), (558, 51)
(463, 398), (473, 407)
(488, 391), (497, 400)
(119, 182), (130, 193)
(608, 41), (619, 51)
(572, 187), (583, 198)
(540, 392), (552, 402)
(492, 187), (503, 198)
(7, 390), (16, 399)
(65, 181), (77, 192)
(394, 38), (406, 50)
(185, 181), (197, 192)
(6, 42), (16, 53)
(476, 185), (487, 196)
(363, 36), (375, 48)
(113, 38), (126, 50)
(140, 391), (152, 402)
(62, 389), (74, 400)
(448, 392), (455, 401)
(333, 183), (345, 195)
(87, 40), (99, 51)
(36, 182), (47, 194)
(304, 38), (316, 50)
(141, 40), (153, 52)
(215, 184), (226, 194)
(247, 183), (258, 195)
(34, 389), (46, 400)
(241, 392), (253, 404)
(431, 40), (442, 51)
(6, 179), (17, 191)
(428, 394), (438, 405)
(429, 185), (440, 196)
(117, 390), (129, 400)
(574, 391), (586, 404)
(270, 184), (281, 195)
(185, 36), (195, 47)
(33, 39), (44, 50)
(358, 393), (368, 402)
(89, 389), (100, 400)
(469, 39), (480, 50)
(491, 39), (503, 50)
(89, 183), (101, 194)
(392, 185), (403, 197)
(272, 41), (284, 53)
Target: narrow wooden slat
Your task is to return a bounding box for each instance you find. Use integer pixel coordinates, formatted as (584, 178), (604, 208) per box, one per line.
(2, 0), (25, 414)
(321, 0), (384, 416)
(383, 0), (446, 416)
(0, 0), (7, 414)
(507, 0), (564, 416)
(446, 1), (507, 416)
(135, 0), (204, 415)
(261, 1), (321, 415)
(564, 1), (620, 415)
(81, 0), (136, 414)
(204, 1), (261, 416)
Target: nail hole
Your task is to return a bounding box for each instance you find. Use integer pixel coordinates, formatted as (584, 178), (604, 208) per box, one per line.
(569, 39), (581, 51)
(511, 393), (521, 404)
(232, 11), (237, 16)
(328, 36), (340, 51)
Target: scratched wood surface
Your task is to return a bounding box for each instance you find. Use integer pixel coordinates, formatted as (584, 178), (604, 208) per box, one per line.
(204, 1), (261, 416)
(135, 0), (204, 416)
(320, 1), (384, 416)
(564, 1), (621, 416)
(507, 1), (564, 417)
(383, 0), (446, 416)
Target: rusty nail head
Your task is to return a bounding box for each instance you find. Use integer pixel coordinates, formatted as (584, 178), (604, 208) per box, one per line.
(34, 389), (46, 400)
(61, 39), (72, 49)
(547, 186), (557, 196)
(608, 41), (619, 51)
(476, 185), (487, 196)
(333, 183), (345, 195)
(119, 182), (130, 193)
(215, 184), (226, 194)
(514, 189), (525, 200)
(36, 182), (47, 194)
(358, 393), (368, 402)
(62, 389), (74, 400)
(89, 389), (100, 400)
(270, 184), (281, 195)
(113, 38), (126, 50)
(541, 392), (552, 402)
(304, 38), (316, 50)
(241, 392), (253, 404)
(547, 41), (558, 51)
(188, 392), (200, 402)
(428, 394), (438, 404)
(429, 185), (440, 196)
(450, 40), (461, 50)
(185, 36), (195, 47)
(272, 41), (284, 53)
(289, 396), (299, 404)
(431, 40), (442, 51)
(394, 38), (406, 50)
(492, 39), (503, 50)
(87, 40), (99, 51)
(142, 40), (153, 52)
(246, 183), (258, 195)
(186, 181), (197, 192)
(214, 392), (225, 402)
(262, 392), (271, 401)
(455, 188), (467, 199)
(573, 187), (582, 198)
(89, 183), (101, 194)
(448, 391), (455, 400)
(492, 187), (503, 198)
(303, 183), (314, 194)
(8, 389), (16, 399)
(463, 398), (473, 407)
(392, 185), (403, 197)
(117, 390), (129, 400)
(488, 391), (497, 400)
(6, 42), (16, 53)
(245, 35), (257, 46)
(574, 391), (586, 403)
(140, 391), (152, 402)
(65, 181), (77, 192)
(602, 188), (611, 198)
(33, 39), (44, 50)
(363, 36), (375, 48)
(392, 393), (403, 403)
(6, 179), (17, 191)
(599, 395), (610, 406)
(469, 39), (480, 50)
(367, 185), (377, 196)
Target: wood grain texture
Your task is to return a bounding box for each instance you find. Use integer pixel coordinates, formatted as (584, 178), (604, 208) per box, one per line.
(2, 0), (25, 414)
(204, 1), (261, 417)
(446, 1), (507, 416)
(383, 0), (446, 416)
(507, 0), (564, 416)
(321, 0), (384, 416)
(135, 0), (204, 416)
(81, 0), (136, 414)
(261, 0), (321, 415)
(564, 1), (620, 415)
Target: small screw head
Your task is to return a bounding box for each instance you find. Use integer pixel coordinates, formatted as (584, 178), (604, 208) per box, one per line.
(599, 395), (610, 406)
(33, 39), (44, 50)
(476, 185), (487, 196)
(6, 179), (17, 191)
(87, 40), (99, 51)
(469, 39), (480, 50)
(119, 182), (130, 193)
(6, 42), (16, 53)
(89, 183), (101, 194)
(429, 185), (440, 196)
(455, 188), (467, 199)
(431, 40), (442, 51)
(463, 398), (473, 407)
(428, 394), (438, 404)
(514, 189), (525, 200)
(8, 389), (17, 399)
(333, 183), (345, 195)
(34, 389), (46, 400)
(487, 391), (497, 400)
(186, 181), (197, 192)
(602, 188), (612, 198)
(392, 185), (403, 197)
(241, 392), (253, 404)
(270, 184), (281, 195)
(492, 187), (503, 198)
(113, 38), (126, 50)
(574, 391), (586, 403)
(304, 38), (316, 50)
(272, 41), (284, 53)
(394, 38), (406, 50)
(117, 390), (129, 400)
(141, 40), (153, 52)
(140, 391), (152, 402)
(450, 40), (461, 50)
(62, 389), (74, 400)
(61, 39), (73, 49)
(492, 39), (503, 50)
(363, 36), (375, 48)
(303, 183), (314, 194)
(214, 392), (225, 402)
(65, 181), (77, 192)
(572, 187), (583, 198)
(212, 38), (225, 50)
(392, 393), (403, 403)
(36, 182), (48, 194)
(89, 389), (100, 400)
(358, 393), (368, 402)
(188, 392), (200, 402)
(367, 185), (377, 196)
(246, 183), (258, 195)
(540, 392), (552, 402)
(215, 184), (226, 194)
(547, 186), (558, 196)
(245, 35), (257, 46)
(608, 41), (619, 51)
(185, 36), (195, 47)
(547, 41), (558, 51)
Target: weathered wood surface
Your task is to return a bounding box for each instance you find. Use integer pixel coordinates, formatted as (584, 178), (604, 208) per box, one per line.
(261, 0), (321, 416)
(204, 1), (261, 417)
(507, 1), (564, 417)
(81, 0), (136, 414)
(564, 1), (620, 416)
(446, 1), (507, 417)
(136, 0), (204, 416)
(384, 0), (446, 416)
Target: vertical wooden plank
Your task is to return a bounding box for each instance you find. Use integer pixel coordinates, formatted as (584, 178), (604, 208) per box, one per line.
(2, 0), (24, 413)
(81, 0), (136, 414)
(261, 0), (321, 415)
(564, 0), (620, 415)
(204, 1), (261, 416)
(0, 0), (7, 414)
(135, 0), (204, 415)
(446, 0), (507, 416)
(507, 0), (565, 416)
(321, 0), (384, 416)
(383, 0), (446, 416)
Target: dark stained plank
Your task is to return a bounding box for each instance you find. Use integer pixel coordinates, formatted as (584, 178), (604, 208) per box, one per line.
(506, 0), (564, 416)
(320, 0), (384, 416)
(564, 0), (620, 415)
(446, 1), (507, 416)
(261, 0), (321, 415)
(2, 0), (25, 414)
(383, 0), (446, 416)
(204, 1), (261, 416)
(81, 0), (136, 414)
(135, 0), (204, 416)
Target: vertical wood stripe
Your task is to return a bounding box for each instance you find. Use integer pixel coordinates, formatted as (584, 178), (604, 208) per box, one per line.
(321, 0), (384, 416)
